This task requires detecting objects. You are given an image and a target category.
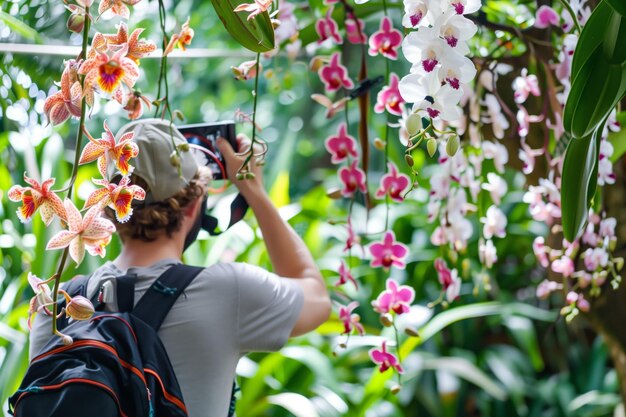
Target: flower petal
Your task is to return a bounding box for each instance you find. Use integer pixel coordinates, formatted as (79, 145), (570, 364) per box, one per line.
(46, 230), (76, 250)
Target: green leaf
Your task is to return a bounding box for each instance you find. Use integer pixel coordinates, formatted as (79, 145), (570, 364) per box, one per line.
(603, 10), (626, 64)
(210, 0), (275, 53)
(0, 11), (42, 43)
(267, 393), (321, 417)
(420, 357), (508, 401)
(570, 1), (612, 78)
(606, 0), (626, 16)
(609, 126), (626, 162)
(560, 130), (599, 242)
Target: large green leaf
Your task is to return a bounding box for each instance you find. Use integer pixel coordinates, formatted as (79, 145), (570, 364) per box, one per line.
(606, 0), (626, 16)
(0, 10), (42, 43)
(603, 10), (626, 64)
(210, 0), (275, 53)
(560, 130), (599, 242)
(570, 1), (612, 78)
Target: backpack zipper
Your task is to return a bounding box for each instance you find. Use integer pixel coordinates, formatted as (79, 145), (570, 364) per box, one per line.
(13, 378), (128, 417)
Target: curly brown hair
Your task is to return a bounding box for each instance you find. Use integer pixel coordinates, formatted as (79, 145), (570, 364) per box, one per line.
(106, 167), (211, 242)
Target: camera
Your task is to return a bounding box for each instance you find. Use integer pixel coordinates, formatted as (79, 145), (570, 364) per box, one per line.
(177, 121), (237, 180)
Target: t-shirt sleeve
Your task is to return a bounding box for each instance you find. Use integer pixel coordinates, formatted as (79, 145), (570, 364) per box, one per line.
(230, 262), (304, 352)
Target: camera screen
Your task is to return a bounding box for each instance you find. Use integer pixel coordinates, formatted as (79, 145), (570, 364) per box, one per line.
(177, 122), (236, 180)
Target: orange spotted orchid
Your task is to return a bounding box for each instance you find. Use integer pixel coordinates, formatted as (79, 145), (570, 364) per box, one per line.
(79, 121), (139, 178)
(98, 0), (142, 19)
(8, 174), (66, 225)
(103, 22), (156, 64)
(79, 43), (139, 106)
(123, 90), (152, 120)
(84, 177), (145, 223)
(43, 59), (82, 126)
(164, 17), (195, 56)
(46, 199), (116, 265)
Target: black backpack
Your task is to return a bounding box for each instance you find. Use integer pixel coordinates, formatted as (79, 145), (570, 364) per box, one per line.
(8, 264), (212, 417)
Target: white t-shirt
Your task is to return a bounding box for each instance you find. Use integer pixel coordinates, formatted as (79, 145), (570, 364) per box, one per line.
(29, 259), (304, 417)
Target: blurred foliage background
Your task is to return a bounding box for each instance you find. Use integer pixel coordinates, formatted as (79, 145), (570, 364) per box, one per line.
(0, 0), (623, 416)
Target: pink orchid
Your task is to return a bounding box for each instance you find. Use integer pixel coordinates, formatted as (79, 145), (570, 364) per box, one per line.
(372, 278), (415, 315)
(84, 177), (146, 223)
(338, 160), (367, 197)
(27, 273), (54, 329)
(374, 73), (405, 116)
(336, 261), (358, 289)
(46, 199), (116, 266)
(338, 301), (364, 336)
(434, 258), (461, 302)
(315, 8), (342, 44)
(513, 69), (540, 104)
(43, 59), (82, 126)
(535, 5), (560, 29)
(551, 256), (575, 278)
(369, 341), (404, 373)
(78, 121), (139, 178)
(8, 174), (66, 225)
(375, 162), (410, 202)
(233, 0), (271, 20)
(325, 123), (358, 164)
(319, 52), (354, 93)
(368, 16), (403, 60)
(344, 217), (360, 252)
(346, 17), (367, 44)
(368, 231), (409, 270)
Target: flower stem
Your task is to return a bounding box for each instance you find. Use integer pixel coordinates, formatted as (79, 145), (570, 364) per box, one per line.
(51, 247), (69, 338)
(557, 0), (582, 33)
(62, 5), (91, 197)
(240, 52), (262, 173)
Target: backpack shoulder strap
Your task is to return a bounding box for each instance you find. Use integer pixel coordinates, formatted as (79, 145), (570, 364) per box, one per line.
(63, 275), (91, 298)
(132, 264), (204, 331)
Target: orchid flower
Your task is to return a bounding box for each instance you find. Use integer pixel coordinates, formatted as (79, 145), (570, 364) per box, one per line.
(27, 273), (55, 329)
(535, 5), (560, 29)
(434, 258), (461, 302)
(374, 73), (405, 115)
(98, 0), (142, 19)
(368, 16), (403, 60)
(372, 278), (415, 315)
(79, 43), (139, 106)
(84, 177), (146, 223)
(46, 199), (116, 266)
(123, 90), (152, 120)
(338, 160), (367, 197)
(375, 162), (410, 203)
(319, 52), (354, 93)
(368, 231), (409, 270)
(402, 0), (441, 28)
(164, 17), (195, 55)
(449, 0), (481, 15)
(234, 0), (272, 21)
(369, 341), (403, 373)
(336, 261), (358, 289)
(311, 94), (348, 119)
(325, 123), (358, 164)
(315, 8), (342, 44)
(8, 174), (66, 225)
(78, 121), (139, 178)
(345, 17), (367, 44)
(338, 301), (364, 336)
(480, 205), (507, 239)
(43, 59), (82, 126)
(103, 22), (157, 63)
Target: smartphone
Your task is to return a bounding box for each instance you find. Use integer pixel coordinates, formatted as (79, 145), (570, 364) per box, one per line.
(177, 121), (237, 180)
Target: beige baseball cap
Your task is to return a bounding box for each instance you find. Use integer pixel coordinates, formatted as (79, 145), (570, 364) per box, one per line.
(110, 118), (199, 202)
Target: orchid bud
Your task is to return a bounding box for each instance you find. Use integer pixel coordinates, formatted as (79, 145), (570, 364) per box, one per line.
(61, 334), (74, 345)
(391, 385), (402, 395)
(373, 138), (386, 151)
(404, 326), (419, 337)
(170, 151), (181, 167)
(427, 138), (437, 157)
(66, 295), (95, 321)
(271, 18), (282, 30)
(177, 143), (190, 152)
(326, 188), (343, 200)
(244, 172), (256, 180)
(445, 135), (460, 157)
(309, 56), (327, 72)
(380, 313), (393, 327)
(614, 257), (624, 272)
(577, 297), (590, 312)
(236, 173), (245, 180)
(565, 291), (578, 304)
(406, 113), (422, 136)
(405, 154), (414, 167)
(67, 14), (85, 33)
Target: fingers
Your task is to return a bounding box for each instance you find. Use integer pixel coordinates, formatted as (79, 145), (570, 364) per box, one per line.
(216, 137), (237, 162)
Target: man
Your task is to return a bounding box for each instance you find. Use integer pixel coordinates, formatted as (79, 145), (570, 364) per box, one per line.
(29, 118), (331, 416)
